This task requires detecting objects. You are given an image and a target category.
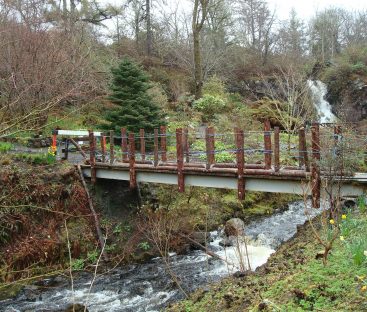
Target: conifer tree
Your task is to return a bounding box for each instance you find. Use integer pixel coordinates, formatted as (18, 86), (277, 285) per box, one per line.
(104, 59), (165, 133)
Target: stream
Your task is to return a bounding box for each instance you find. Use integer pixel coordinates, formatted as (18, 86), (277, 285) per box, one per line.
(0, 200), (321, 312)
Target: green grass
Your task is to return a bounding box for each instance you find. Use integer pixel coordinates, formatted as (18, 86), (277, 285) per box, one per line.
(0, 142), (13, 153)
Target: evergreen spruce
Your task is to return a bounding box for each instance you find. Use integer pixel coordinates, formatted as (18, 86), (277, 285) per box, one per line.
(104, 59), (165, 134)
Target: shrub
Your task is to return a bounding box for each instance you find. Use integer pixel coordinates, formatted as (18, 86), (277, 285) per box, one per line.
(193, 95), (226, 122)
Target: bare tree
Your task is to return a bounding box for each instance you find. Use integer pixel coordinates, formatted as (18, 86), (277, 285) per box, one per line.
(192, 0), (210, 99)
(234, 0), (276, 65)
(259, 65), (314, 147)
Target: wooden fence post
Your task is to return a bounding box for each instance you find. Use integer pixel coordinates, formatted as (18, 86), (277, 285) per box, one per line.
(160, 126), (167, 162)
(299, 127), (310, 172)
(121, 128), (128, 162)
(205, 127), (215, 169)
(176, 128), (185, 192)
(52, 130), (58, 155)
(109, 130), (114, 165)
(154, 128), (159, 166)
(311, 122), (321, 208)
(274, 127), (280, 172)
(264, 120), (272, 169)
(235, 128), (245, 200)
(101, 135), (106, 163)
(183, 128), (189, 163)
(88, 130), (96, 184)
(140, 129), (145, 161)
(63, 139), (69, 160)
(129, 133), (136, 189)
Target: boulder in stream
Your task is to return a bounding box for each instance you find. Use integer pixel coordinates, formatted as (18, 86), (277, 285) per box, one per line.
(224, 218), (245, 236)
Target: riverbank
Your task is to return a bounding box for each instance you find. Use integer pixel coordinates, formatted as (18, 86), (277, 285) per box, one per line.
(168, 204), (367, 311)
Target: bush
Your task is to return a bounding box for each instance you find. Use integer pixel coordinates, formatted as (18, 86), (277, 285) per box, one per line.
(193, 95), (226, 122)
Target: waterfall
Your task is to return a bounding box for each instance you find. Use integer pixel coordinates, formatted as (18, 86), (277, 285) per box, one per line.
(307, 80), (337, 123)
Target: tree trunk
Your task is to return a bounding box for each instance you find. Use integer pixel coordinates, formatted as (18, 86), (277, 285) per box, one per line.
(146, 0), (152, 56)
(193, 30), (203, 99)
(192, 0), (209, 100)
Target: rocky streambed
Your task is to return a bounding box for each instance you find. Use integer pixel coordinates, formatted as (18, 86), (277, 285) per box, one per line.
(0, 200), (321, 312)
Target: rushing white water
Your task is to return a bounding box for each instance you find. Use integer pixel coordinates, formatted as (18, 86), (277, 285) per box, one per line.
(0, 200), (322, 312)
(307, 80), (337, 123)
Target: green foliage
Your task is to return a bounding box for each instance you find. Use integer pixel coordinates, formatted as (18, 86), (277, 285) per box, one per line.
(103, 58), (166, 134)
(358, 196), (366, 214)
(202, 76), (227, 98)
(349, 239), (366, 266)
(191, 140), (235, 163)
(87, 251), (99, 263)
(138, 241), (151, 251)
(71, 258), (85, 270)
(193, 95), (226, 122)
(12, 151), (56, 165)
(0, 142), (12, 153)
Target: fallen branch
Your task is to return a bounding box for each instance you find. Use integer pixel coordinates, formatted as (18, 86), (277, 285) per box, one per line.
(178, 233), (234, 266)
(70, 138), (87, 159)
(76, 165), (108, 261)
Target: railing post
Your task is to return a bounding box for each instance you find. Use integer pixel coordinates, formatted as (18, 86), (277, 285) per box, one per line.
(52, 130), (58, 155)
(183, 128), (189, 163)
(101, 134), (106, 163)
(299, 127), (310, 172)
(140, 129), (145, 161)
(235, 128), (245, 200)
(205, 126), (215, 169)
(264, 120), (272, 169)
(311, 122), (321, 208)
(88, 130), (96, 184)
(160, 126), (167, 162)
(334, 124), (343, 175)
(129, 133), (136, 189)
(121, 128), (128, 162)
(63, 139), (69, 160)
(176, 128), (185, 192)
(154, 128), (159, 166)
(334, 125), (342, 156)
(274, 127), (280, 172)
(109, 130), (114, 165)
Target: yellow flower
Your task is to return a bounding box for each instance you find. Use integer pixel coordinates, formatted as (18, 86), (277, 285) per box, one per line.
(361, 285), (367, 292)
(340, 236), (345, 241)
(329, 219), (335, 225)
(342, 214), (347, 220)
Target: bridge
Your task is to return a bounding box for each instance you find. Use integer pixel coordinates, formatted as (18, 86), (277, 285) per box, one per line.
(52, 121), (367, 209)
